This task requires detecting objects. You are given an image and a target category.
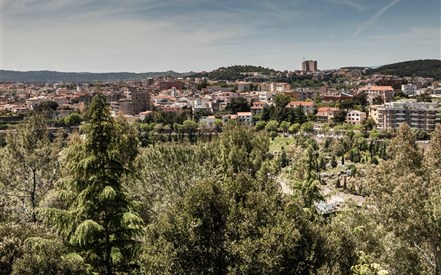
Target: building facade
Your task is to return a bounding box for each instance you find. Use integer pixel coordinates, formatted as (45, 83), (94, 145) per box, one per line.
(287, 101), (315, 115)
(401, 84), (418, 96)
(302, 60), (317, 73)
(359, 86), (394, 103)
(345, 110), (367, 125)
(372, 100), (440, 131)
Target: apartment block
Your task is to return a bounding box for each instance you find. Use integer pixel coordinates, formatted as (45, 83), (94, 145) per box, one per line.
(287, 101), (315, 115)
(372, 100), (440, 131)
(359, 86), (394, 103)
(302, 60), (317, 73)
(345, 110), (366, 125)
(294, 89), (319, 101)
(237, 112), (253, 126)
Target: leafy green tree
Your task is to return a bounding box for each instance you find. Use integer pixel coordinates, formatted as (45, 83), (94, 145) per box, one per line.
(294, 106), (308, 124)
(183, 120), (198, 142)
(352, 92), (369, 108)
(133, 143), (219, 220)
(333, 110), (347, 124)
(279, 121), (291, 133)
(219, 123), (271, 178)
(289, 123), (301, 134)
(12, 237), (88, 275)
(143, 170), (327, 274)
(387, 123), (422, 172)
(350, 251), (389, 275)
(274, 94), (292, 109)
(301, 122), (314, 133)
(41, 94), (144, 274)
(141, 180), (229, 274)
(37, 100), (59, 112)
(365, 123), (436, 273)
(63, 112), (83, 127)
(214, 119), (223, 132)
(255, 120), (266, 131)
(225, 97), (251, 113)
(0, 115), (60, 222)
(265, 120), (279, 132)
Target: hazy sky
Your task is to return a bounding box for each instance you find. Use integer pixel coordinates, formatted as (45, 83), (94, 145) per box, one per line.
(1, 0), (440, 72)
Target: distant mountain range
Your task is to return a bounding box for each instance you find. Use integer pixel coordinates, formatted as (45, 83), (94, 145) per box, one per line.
(1, 59), (439, 83)
(0, 70), (193, 83)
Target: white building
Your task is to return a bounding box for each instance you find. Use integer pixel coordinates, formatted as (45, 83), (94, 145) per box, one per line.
(345, 110), (366, 125)
(359, 85), (394, 103)
(371, 99), (440, 131)
(287, 101), (315, 115)
(401, 84), (418, 96)
(237, 112), (253, 126)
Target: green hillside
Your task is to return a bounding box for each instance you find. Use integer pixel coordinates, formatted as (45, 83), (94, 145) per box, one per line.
(192, 65), (281, 81)
(366, 59), (441, 79)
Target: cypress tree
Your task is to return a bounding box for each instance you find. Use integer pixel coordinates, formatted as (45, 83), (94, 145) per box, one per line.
(41, 94), (144, 274)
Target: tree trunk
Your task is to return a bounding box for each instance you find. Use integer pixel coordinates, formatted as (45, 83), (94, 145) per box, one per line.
(30, 168), (37, 222)
(435, 245), (441, 275)
(105, 211), (112, 275)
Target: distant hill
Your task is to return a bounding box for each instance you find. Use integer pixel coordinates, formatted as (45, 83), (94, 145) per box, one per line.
(191, 65), (281, 81)
(366, 59), (441, 80)
(340, 66), (367, 70)
(0, 70), (192, 83)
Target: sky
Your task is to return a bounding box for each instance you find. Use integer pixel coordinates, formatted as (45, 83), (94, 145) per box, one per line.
(1, 0), (440, 72)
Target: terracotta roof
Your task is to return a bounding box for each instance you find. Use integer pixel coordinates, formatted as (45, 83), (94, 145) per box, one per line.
(288, 101), (314, 106)
(317, 107), (339, 112)
(237, 112), (252, 116)
(360, 86), (394, 91)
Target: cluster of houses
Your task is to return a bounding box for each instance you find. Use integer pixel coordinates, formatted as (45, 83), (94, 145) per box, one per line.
(0, 71), (440, 132)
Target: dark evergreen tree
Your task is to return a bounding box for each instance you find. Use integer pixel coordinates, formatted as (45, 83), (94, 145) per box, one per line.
(41, 94), (144, 274)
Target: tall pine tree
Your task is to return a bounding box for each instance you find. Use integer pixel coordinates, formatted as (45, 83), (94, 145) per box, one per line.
(41, 94), (144, 274)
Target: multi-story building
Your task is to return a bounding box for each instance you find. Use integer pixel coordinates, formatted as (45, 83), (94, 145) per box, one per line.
(111, 90), (150, 115)
(237, 112), (253, 126)
(358, 85), (394, 103)
(369, 105), (381, 125)
(111, 99), (133, 115)
(236, 82), (251, 92)
(287, 101), (315, 115)
(294, 89), (319, 101)
(372, 99), (440, 131)
(125, 90), (150, 114)
(302, 60), (317, 73)
(345, 110), (366, 125)
(401, 84), (418, 96)
(316, 107), (339, 122)
(250, 101), (267, 115)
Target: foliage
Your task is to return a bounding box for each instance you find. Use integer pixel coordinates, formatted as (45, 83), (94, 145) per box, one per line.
(191, 65), (280, 81)
(40, 94), (144, 274)
(366, 59), (441, 80)
(301, 122), (314, 133)
(12, 237), (88, 275)
(37, 100), (59, 112)
(225, 97), (251, 113)
(133, 143), (219, 221)
(63, 112), (83, 127)
(0, 115), (60, 222)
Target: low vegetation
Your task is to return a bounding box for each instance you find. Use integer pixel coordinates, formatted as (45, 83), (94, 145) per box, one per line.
(0, 94), (441, 274)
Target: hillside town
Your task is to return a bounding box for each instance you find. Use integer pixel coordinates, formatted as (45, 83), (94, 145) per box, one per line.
(1, 61), (440, 135)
